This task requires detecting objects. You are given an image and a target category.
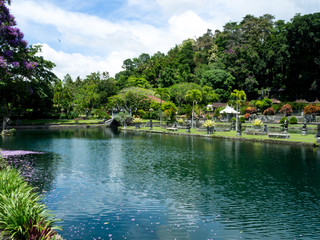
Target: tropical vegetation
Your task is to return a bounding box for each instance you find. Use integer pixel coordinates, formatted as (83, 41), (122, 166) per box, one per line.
(0, 156), (60, 239)
(1, 0), (320, 122)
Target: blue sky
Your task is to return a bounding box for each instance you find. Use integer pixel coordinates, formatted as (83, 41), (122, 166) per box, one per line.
(9, 0), (320, 79)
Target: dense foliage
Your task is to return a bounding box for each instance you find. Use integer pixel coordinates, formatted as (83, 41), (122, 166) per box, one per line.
(0, 159), (59, 239)
(1, 3), (320, 120)
(0, 0), (58, 119)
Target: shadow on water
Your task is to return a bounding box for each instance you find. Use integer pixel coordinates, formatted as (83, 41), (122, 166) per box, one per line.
(1, 128), (320, 239)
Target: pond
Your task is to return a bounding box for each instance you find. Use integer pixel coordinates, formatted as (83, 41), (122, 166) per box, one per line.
(1, 128), (320, 240)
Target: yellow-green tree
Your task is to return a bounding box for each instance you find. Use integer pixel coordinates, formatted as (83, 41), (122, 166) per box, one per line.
(185, 89), (202, 128)
(154, 88), (170, 125)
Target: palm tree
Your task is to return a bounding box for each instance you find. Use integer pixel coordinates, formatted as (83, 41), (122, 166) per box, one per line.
(229, 89), (247, 131)
(185, 89), (202, 128)
(154, 88), (170, 126)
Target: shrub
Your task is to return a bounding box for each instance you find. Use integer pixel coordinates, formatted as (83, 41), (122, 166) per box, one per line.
(280, 116), (289, 124)
(137, 109), (147, 119)
(289, 116), (298, 124)
(261, 98), (273, 110)
(60, 112), (67, 119)
(249, 100), (257, 107)
(244, 113), (251, 119)
(290, 102), (308, 112)
(204, 113), (212, 120)
(162, 102), (177, 120)
(240, 105), (247, 115)
(230, 117), (236, 122)
(239, 116), (245, 123)
(0, 156), (8, 170)
(177, 118), (185, 125)
(0, 166), (60, 239)
(245, 107), (257, 114)
(263, 107), (275, 115)
(214, 107), (223, 117)
(279, 104), (293, 115)
(304, 104), (320, 115)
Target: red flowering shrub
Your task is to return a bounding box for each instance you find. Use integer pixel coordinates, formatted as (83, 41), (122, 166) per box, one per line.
(279, 104), (293, 115)
(263, 107), (275, 115)
(244, 113), (251, 119)
(245, 107), (257, 114)
(304, 104), (320, 114)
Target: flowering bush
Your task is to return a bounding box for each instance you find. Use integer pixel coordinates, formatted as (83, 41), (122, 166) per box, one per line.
(245, 107), (257, 114)
(203, 120), (215, 127)
(244, 113), (251, 119)
(279, 104), (293, 115)
(263, 107), (275, 115)
(0, 1), (37, 75)
(304, 104), (320, 114)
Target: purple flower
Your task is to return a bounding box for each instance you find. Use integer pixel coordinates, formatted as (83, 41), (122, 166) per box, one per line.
(10, 61), (20, 67)
(24, 61), (38, 70)
(0, 56), (7, 68)
(27, 86), (34, 94)
(5, 50), (13, 57)
(0, 150), (44, 158)
(22, 40), (28, 47)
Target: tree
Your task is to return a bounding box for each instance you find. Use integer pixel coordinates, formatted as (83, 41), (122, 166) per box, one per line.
(127, 76), (151, 89)
(229, 89), (247, 131)
(285, 13), (320, 100)
(154, 88), (170, 125)
(202, 86), (219, 104)
(185, 89), (202, 128)
(201, 69), (235, 101)
(0, 0), (37, 121)
(169, 82), (202, 107)
(162, 101), (177, 121)
(229, 89), (247, 111)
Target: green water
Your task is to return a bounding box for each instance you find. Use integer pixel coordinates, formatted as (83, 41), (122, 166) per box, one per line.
(1, 128), (320, 239)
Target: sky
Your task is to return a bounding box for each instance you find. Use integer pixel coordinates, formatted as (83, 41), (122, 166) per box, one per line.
(9, 0), (320, 80)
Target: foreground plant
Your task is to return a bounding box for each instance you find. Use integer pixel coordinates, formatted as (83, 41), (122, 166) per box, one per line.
(0, 163), (60, 239)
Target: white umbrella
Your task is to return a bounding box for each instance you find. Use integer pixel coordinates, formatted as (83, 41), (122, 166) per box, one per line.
(219, 105), (240, 114)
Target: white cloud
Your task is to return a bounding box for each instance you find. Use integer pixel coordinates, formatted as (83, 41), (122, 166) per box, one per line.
(11, 0), (211, 79)
(168, 11), (211, 40)
(9, 0), (320, 79)
(38, 43), (136, 79)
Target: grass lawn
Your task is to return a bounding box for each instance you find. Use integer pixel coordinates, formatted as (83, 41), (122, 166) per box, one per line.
(124, 126), (319, 146)
(19, 119), (102, 125)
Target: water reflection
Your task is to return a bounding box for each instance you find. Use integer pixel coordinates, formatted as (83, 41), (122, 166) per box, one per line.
(1, 128), (320, 239)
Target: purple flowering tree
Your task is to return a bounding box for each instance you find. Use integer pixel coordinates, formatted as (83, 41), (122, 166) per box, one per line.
(0, 0), (57, 129)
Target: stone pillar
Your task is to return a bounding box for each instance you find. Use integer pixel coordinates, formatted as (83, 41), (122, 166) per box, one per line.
(237, 122), (242, 136)
(283, 120), (288, 134)
(149, 120), (153, 130)
(316, 124), (320, 143)
(301, 119), (307, 136)
(186, 122), (191, 133)
(196, 119), (200, 128)
(263, 124), (268, 133)
(231, 121), (235, 131)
